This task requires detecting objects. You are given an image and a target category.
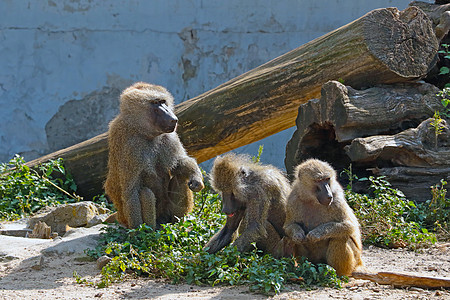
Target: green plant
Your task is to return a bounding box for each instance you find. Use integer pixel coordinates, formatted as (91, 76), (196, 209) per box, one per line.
(410, 179), (449, 241)
(82, 176), (344, 294)
(438, 44), (450, 79)
(429, 111), (446, 149)
(252, 145), (264, 163)
(340, 164), (367, 191)
(437, 88), (450, 118)
(0, 155), (81, 220)
(346, 176), (436, 249)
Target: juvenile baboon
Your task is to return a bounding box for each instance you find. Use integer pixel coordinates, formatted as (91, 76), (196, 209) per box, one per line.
(283, 159), (363, 276)
(204, 153), (291, 255)
(104, 82), (204, 229)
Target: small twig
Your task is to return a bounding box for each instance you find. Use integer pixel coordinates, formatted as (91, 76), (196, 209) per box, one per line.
(31, 169), (81, 201)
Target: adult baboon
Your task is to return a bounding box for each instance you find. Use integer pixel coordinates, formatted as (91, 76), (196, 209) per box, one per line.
(104, 82), (204, 229)
(283, 159), (363, 276)
(204, 153), (290, 255)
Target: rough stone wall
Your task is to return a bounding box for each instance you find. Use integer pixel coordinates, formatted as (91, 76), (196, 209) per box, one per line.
(0, 0), (412, 169)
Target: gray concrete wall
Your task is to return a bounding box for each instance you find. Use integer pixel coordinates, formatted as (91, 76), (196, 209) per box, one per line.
(0, 0), (415, 170)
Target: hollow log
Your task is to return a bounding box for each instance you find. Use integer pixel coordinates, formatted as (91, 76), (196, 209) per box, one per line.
(28, 7), (438, 199)
(285, 81), (443, 176)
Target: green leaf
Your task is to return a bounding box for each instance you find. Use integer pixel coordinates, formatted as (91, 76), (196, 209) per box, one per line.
(439, 66), (450, 75)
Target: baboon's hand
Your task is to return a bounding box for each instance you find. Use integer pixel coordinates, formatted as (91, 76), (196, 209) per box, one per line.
(188, 178), (204, 192)
(306, 230), (322, 243)
(291, 230), (306, 244)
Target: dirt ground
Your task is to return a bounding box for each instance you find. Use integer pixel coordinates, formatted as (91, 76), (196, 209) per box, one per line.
(0, 222), (449, 300)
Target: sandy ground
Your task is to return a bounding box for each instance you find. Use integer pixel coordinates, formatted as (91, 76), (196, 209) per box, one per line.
(0, 222), (449, 300)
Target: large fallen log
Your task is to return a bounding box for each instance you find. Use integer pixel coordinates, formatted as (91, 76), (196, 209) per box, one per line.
(27, 7), (438, 199)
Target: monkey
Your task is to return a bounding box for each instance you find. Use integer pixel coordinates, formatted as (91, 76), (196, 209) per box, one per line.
(204, 153), (291, 255)
(104, 82), (204, 229)
(283, 159), (363, 276)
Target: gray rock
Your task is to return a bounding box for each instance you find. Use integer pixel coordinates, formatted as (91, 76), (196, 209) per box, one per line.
(28, 201), (110, 236)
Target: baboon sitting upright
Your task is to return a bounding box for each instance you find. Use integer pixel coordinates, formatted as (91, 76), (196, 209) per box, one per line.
(283, 159), (363, 276)
(104, 82), (204, 229)
(204, 153), (291, 255)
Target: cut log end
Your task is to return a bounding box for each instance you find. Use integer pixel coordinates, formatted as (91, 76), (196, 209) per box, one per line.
(364, 7), (439, 78)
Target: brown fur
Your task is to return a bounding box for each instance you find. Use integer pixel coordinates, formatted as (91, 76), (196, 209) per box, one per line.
(283, 159), (363, 276)
(204, 153), (290, 255)
(104, 82), (204, 229)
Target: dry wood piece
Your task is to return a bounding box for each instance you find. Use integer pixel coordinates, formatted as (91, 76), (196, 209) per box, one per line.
(352, 271), (450, 289)
(285, 81), (442, 176)
(28, 221), (53, 239)
(27, 6), (438, 199)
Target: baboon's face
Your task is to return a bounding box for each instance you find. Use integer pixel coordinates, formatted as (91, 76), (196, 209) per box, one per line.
(148, 98), (178, 133)
(314, 178), (333, 206)
(221, 192), (245, 217)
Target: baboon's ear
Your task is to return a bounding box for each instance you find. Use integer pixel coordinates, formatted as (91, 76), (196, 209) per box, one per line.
(239, 166), (249, 178)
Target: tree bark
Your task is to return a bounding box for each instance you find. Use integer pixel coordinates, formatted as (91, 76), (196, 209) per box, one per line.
(28, 6), (438, 200)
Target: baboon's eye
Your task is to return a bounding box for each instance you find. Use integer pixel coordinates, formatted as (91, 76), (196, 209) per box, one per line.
(159, 99), (166, 105)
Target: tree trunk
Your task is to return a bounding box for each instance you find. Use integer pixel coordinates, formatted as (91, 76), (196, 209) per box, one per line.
(28, 6), (438, 200)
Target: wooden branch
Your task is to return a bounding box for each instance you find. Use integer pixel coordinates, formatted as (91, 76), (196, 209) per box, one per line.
(352, 271), (450, 289)
(27, 7), (438, 199)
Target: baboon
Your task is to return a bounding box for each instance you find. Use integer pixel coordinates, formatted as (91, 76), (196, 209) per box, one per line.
(283, 159), (363, 276)
(204, 153), (291, 255)
(104, 82), (204, 229)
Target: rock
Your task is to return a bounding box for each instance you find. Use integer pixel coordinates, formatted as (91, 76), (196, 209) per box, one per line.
(97, 255), (112, 269)
(0, 229), (33, 237)
(0, 252), (18, 262)
(42, 225), (104, 256)
(31, 256), (45, 270)
(28, 201), (110, 236)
